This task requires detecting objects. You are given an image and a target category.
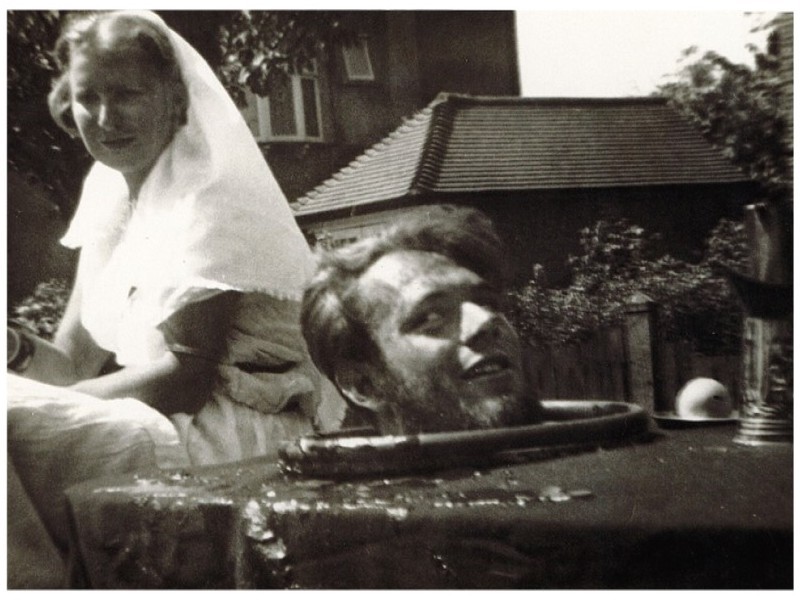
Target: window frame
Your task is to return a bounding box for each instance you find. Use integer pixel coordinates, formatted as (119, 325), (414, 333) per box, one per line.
(341, 37), (375, 82)
(253, 61), (324, 143)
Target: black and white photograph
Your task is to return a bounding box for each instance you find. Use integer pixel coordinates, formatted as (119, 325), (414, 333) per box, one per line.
(5, 2), (793, 590)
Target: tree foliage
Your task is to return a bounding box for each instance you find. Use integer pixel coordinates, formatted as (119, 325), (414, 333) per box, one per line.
(507, 218), (749, 356)
(10, 278), (71, 340)
(7, 10), (92, 216)
(657, 20), (792, 199)
(217, 10), (360, 105)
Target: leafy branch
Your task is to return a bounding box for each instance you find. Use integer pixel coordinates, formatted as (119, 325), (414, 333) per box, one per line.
(657, 20), (792, 199)
(7, 10), (91, 216)
(217, 10), (360, 105)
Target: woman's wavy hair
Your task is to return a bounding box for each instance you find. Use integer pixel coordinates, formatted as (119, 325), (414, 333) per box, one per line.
(301, 205), (511, 383)
(48, 11), (188, 137)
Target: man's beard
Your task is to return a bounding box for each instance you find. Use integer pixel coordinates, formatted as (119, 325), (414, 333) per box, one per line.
(381, 368), (533, 434)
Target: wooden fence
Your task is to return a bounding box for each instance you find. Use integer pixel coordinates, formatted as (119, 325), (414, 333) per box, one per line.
(525, 293), (741, 413)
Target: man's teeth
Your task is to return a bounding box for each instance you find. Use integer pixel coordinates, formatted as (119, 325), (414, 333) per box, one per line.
(468, 361), (504, 377)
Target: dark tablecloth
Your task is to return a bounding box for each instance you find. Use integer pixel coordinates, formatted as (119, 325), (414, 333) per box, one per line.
(65, 423), (793, 589)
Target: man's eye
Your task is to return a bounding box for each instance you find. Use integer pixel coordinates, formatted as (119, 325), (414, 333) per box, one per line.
(410, 311), (445, 332)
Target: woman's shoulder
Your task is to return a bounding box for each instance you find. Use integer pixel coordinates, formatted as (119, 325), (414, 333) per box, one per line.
(236, 291), (301, 314)
(160, 290), (308, 364)
(227, 291), (308, 362)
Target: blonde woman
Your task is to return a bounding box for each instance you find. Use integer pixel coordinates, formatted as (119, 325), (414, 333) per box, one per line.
(8, 11), (343, 586)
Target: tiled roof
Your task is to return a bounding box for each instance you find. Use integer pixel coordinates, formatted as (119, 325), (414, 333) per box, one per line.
(292, 94), (750, 218)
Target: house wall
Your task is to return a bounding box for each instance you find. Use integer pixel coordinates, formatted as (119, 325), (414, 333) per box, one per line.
(297, 182), (755, 287)
(471, 184), (754, 285)
(325, 11), (519, 147)
(329, 13), (423, 148)
(415, 11), (520, 100)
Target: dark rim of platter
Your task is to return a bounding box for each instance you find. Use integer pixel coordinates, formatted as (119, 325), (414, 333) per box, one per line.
(279, 400), (653, 479)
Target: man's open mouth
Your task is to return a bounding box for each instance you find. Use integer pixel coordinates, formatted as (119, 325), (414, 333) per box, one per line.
(462, 356), (511, 379)
(101, 137), (135, 150)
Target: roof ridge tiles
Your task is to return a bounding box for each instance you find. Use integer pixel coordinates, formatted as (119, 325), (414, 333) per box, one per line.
(411, 96), (459, 192)
(442, 92), (668, 106)
(292, 93), (749, 216)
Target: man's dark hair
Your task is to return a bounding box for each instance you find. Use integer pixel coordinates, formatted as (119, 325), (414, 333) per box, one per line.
(301, 205), (510, 382)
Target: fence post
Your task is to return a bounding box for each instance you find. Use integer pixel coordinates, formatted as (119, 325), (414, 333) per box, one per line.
(623, 292), (664, 413)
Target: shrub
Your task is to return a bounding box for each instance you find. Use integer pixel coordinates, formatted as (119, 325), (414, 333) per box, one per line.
(507, 218), (748, 355)
(10, 278), (70, 340)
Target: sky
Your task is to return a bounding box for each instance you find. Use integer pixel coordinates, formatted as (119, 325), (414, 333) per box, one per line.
(515, 10), (779, 97)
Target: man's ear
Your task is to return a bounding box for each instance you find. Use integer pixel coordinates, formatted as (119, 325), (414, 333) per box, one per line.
(333, 361), (405, 435)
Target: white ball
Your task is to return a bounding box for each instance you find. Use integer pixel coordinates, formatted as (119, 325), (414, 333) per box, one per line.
(675, 378), (733, 419)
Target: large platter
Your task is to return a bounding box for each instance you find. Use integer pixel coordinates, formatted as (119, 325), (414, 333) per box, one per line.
(279, 400), (652, 478)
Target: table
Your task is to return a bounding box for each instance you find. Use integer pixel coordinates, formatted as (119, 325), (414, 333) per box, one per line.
(64, 423), (793, 589)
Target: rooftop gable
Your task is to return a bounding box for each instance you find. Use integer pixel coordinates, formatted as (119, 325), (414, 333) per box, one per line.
(292, 94), (750, 218)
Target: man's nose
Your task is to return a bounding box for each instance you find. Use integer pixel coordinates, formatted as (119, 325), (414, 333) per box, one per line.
(96, 100), (118, 129)
(459, 301), (499, 346)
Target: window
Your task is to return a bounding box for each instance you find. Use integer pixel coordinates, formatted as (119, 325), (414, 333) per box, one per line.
(248, 62), (323, 142)
(342, 38), (374, 82)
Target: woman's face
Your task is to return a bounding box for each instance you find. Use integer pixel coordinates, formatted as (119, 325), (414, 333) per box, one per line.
(69, 40), (177, 191)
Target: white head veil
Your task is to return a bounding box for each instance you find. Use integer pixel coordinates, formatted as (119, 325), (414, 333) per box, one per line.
(61, 11), (315, 364)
